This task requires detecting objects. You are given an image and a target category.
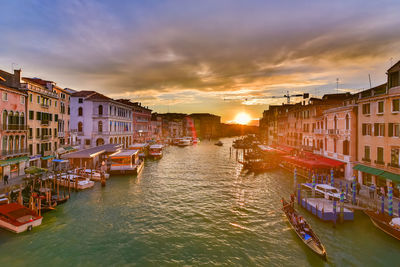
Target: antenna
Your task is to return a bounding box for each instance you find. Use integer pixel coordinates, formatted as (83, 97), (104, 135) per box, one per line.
(336, 78), (339, 93)
(368, 74), (372, 89)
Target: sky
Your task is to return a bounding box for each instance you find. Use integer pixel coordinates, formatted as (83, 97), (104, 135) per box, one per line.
(1, 0), (400, 124)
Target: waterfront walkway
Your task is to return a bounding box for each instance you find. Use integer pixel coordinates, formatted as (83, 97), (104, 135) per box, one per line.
(0, 175), (27, 194)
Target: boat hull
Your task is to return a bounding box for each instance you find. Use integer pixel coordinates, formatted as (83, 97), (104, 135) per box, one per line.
(364, 210), (400, 241)
(282, 199), (327, 260)
(0, 217), (43, 233)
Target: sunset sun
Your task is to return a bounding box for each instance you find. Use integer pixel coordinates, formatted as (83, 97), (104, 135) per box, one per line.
(234, 112), (252, 125)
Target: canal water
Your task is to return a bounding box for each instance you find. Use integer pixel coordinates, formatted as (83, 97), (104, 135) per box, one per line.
(0, 138), (399, 266)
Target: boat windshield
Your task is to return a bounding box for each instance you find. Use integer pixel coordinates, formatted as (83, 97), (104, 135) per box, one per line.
(111, 157), (131, 165)
(327, 188), (339, 194)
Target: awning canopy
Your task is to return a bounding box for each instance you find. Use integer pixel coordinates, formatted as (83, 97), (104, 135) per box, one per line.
(380, 171), (400, 183)
(0, 156), (29, 167)
(317, 156), (345, 168)
(52, 159), (69, 163)
(41, 155), (55, 160)
(353, 164), (385, 176)
(282, 155), (327, 169)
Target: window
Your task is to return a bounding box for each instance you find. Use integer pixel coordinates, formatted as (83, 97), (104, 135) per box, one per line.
(333, 139), (337, 153)
(362, 103), (370, 115)
(28, 128), (32, 139)
(98, 121), (103, 132)
(98, 105), (103, 115)
(364, 146), (370, 161)
(391, 148), (400, 167)
(78, 122), (83, 132)
(29, 144), (33, 156)
(374, 123), (385, 136)
(36, 111), (42, 120)
(55, 101), (57, 107)
(78, 107), (83, 116)
(362, 124), (372, 136)
(377, 147), (384, 164)
(343, 140), (349, 155)
(37, 95), (40, 103)
(29, 94), (33, 102)
(85, 139), (91, 145)
(55, 114), (58, 121)
(378, 101), (384, 114)
(389, 71), (399, 88)
(334, 116), (338, 129)
(2, 92), (8, 101)
(345, 114), (350, 130)
(20, 96), (25, 104)
(29, 111), (34, 120)
(36, 128), (40, 138)
(78, 98), (83, 103)
(393, 99), (400, 112)
(389, 123), (400, 137)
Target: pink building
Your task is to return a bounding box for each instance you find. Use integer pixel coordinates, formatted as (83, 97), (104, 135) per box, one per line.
(0, 69), (28, 180)
(322, 97), (358, 180)
(355, 61), (400, 195)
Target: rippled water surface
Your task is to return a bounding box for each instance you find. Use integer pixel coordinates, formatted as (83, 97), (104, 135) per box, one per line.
(0, 138), (399, 266)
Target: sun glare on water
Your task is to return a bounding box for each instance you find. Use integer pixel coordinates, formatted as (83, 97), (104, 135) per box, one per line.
(234, 112), (251, 125)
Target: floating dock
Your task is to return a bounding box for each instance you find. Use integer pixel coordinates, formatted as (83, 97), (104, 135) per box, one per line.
(301, 198), (354, 221)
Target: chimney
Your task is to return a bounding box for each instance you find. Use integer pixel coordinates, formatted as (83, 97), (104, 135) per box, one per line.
(13, 69), (21, 88)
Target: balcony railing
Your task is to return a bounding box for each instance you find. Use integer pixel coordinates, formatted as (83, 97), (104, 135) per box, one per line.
(0, 124), (28, 131)
(40, 103), (49, 108)
(1, 149), (29, 156)
(328, 129), (340, 135)
(388, 163), (400, 169)
(92, 131), (133, 135)
(41, 135), (51, 140)
(41, 120), (50, 125)
(374, 160), (385, 165)
(362, 157), (371, 163)
(313, 129), (324, 134)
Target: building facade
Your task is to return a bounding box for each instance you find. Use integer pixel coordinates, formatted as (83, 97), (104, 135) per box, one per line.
(70, 91), (133, 149)
(0, 69), (28, 179)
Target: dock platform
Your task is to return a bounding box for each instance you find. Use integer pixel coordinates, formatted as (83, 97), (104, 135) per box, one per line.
(301, 198), (354, 221)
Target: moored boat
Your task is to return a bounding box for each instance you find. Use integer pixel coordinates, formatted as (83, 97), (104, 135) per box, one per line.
(177, 138), (191, 147)
(0, 203), (43, 233)
(214, 141), (223, 146)
(149, 144), (163, 159)
(128, 143), (149, 158)
(282, 198), (327, 260)
(364, 210), (400, 240)
(50, 174), (95, 190)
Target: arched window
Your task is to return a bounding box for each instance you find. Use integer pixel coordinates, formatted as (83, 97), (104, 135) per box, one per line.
(2, 110), (7, 129)
(114, 137), (117, 143)
(20, 136), (25, 149)
(20, 112), (25, 126)
(78, 107), (83, 116)
(334, 139), (337, 153)
(343, 140), (349, 155)
(2, 136), (7, 151)
(98, 121), (103, 132)
(8, 111), (13, 126)
(334, 116), (338, 130)
(78, 122), (83, 132)
(98, 105), (103, 115)
(110, 138), (113, 144)
(345, 114), (350, 130)
(14, 111), (19, 125)
(8, 136), (13, 151)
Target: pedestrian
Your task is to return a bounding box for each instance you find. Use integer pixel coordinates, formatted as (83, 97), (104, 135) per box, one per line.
(356, 182), (361, 195)
(381, 186), (385, 197)
(3, 174), (8, 185)
(369, 183), (375, 199)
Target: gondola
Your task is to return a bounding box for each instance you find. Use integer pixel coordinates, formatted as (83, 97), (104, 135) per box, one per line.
(364, 209), (400, 241)
(282, 198), (327, 260)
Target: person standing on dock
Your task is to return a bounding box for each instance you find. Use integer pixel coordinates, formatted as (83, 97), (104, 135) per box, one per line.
(3, 174), (8, 185)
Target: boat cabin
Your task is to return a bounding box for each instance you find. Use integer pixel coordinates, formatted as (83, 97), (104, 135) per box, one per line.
(109, 150), (141, 174)
(128, 143), (149, 158)
(149, 144), (163, 158)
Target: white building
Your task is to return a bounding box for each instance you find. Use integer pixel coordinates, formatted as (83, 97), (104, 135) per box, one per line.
(70, 91), (133, 149)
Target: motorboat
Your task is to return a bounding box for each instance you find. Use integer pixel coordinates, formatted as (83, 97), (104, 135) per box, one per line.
(0, 203), (43, 233)
(149, 144), (163, 159)
(215, 141), (223, 146)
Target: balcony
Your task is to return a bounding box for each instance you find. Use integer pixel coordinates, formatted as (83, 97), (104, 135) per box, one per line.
(388, 163), (400, 169)
(362, 157), (371, 163)
(0, 124), (28, 131)
(40, 103), (49, 108)
(92, 131), (133, 136)
(328, 129), (340, 135)
(313, 129), (324, 134)
(41, 135), (51, 140)
(1, 149), (29, 156)
(374, 160), (385, 166)
(41, 120), (50, 126)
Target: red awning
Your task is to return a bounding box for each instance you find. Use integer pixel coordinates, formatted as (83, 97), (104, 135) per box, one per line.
(281, 155), (327, 169)
(317, 156), (345, 168)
